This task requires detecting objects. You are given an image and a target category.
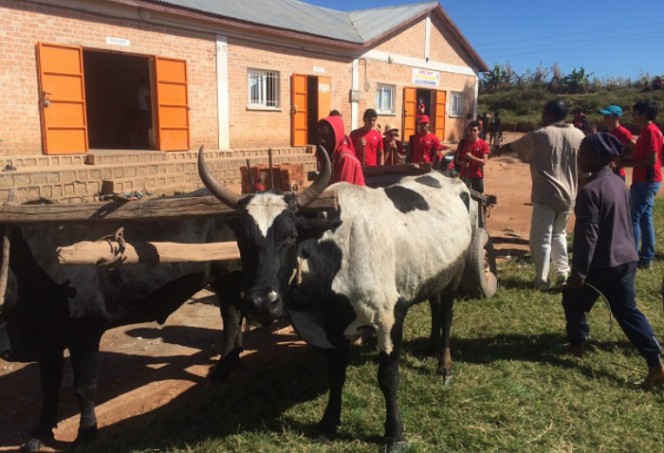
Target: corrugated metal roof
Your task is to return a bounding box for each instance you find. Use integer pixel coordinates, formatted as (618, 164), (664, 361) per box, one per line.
(145, 0), (486, 70)
(152, 0), (363, 42)
(348, 2), (436, 42)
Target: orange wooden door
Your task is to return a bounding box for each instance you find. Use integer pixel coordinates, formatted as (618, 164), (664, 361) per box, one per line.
(433, 90), (447, 140)
(36, 42), (88, 155)
(402, 87), (417, 140)
(154, 57), (190, 151)
(291, 74), (308, 147)
(317, 76), (331, 121)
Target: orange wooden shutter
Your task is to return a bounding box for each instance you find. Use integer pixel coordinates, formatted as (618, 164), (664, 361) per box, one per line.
(154, 57), (190, 151)
(291, 74), (308, 147)
(433, 90), (446, 140)
(36, 42), (88, 155)
(317, 76), (331, 121)
(402, 87), (417, 140)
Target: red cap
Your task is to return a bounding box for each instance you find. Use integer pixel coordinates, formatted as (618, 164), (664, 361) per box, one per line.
(418, 115), (430, 124)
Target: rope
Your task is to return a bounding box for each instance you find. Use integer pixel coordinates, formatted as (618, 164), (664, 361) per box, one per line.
(95, 227), (127, 269)
(584, 281), (613, 331)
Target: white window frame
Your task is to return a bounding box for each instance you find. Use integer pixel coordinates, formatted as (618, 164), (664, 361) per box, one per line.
(450, 91), (464, 117)
(375, 83), (395, 114)
(247, 69), (280, 109)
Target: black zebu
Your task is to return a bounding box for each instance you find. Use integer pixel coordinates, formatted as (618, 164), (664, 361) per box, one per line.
(198, 147), (476, 452)
(0, 217), (243, 452)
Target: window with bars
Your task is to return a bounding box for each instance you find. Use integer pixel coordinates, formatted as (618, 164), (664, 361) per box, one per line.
(375, 84), (395, 114)
(248, 69), (280, 108)
(450, 91), (464, 116)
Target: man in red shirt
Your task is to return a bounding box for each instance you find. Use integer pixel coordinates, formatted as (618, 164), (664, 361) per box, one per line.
(407, 115), (445, 164)
(598, 104), (635, 180)
(456, 121), (490, 193)
(617, 99), (663, 269)
(350, 109), (384, 167)
(318, 115), (365, 186)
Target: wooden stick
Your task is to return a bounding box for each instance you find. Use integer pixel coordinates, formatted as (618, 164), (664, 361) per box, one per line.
(57, 240), (240, 265)
(0, 190), (338, 225)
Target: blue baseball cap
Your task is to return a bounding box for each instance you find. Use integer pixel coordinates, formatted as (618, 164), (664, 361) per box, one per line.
(598, 104), (623, 117)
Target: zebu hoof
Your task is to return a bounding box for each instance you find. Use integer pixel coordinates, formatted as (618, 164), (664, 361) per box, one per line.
(73, 424), (98, 448)
(312, 423), (337, 444)
(312, 433), (333, 444)
(383, 438), (408, 453)
(209, 347), (243, 383)
(21, 438), (45, 453)
(438, 366), (454, 385)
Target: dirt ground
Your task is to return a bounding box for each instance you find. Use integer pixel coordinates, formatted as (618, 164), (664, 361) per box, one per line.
(0, 134), (535, 451)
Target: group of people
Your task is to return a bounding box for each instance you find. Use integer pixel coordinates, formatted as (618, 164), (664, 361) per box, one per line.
(317, 108), (450, 187)
(317, 107), (497, 194)
(500, 99), (664, 387)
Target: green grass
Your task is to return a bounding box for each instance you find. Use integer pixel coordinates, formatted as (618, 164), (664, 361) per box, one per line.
(480, 86), (664, 132)
(85, 205), (664, 453)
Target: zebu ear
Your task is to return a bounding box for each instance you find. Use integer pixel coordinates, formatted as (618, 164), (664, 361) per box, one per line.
(295, 215), (342, 241)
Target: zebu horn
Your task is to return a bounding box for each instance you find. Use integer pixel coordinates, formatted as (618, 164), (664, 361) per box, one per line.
(296, 145), (331, 209)
(0, 225), (10, 311)
(198, 145), (242, 209)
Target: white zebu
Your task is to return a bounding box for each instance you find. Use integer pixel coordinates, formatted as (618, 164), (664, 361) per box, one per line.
(199, 148), (475, 452)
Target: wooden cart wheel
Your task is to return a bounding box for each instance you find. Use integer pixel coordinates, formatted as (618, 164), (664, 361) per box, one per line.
(461, 227), (498, 299)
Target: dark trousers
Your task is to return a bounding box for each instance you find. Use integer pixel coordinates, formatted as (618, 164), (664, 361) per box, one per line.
(464, 177), (484, 193)
(562, 262), (662, 367)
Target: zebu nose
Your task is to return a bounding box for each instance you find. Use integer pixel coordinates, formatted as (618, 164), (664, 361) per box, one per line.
(244, 290), (282, 326)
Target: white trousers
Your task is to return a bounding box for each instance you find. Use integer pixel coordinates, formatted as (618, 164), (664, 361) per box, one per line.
(530, 203), (571, 284)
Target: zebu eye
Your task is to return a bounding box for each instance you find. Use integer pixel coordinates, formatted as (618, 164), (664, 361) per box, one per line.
(285, 233), (297, 245)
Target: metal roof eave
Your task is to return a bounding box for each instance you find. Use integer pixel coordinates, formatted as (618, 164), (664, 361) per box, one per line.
(106, 0), (365, 51)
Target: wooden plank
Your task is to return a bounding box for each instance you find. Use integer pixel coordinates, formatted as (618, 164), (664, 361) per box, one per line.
(57, 240), (240, 265)
(0, 191), (338, 225)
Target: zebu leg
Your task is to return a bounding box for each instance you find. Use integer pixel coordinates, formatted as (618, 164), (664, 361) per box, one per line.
(209, 271), (244, 383)
(437, 292), (455, 385)
(378, 298), (408, 453)
(69, 340), (102, 447)
(22, 352), (64, 453)
(314, 346), (349, 442)
(428, 294), (442, 357)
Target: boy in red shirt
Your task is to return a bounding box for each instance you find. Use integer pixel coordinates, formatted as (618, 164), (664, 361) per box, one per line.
(350, 109), (384, 167)
(407, 115), (446, 164)
(318, 115), (365, 186)
(455, 121), (490, 193)
(617, 99), (663, 269)
(598, 104), (635, 180)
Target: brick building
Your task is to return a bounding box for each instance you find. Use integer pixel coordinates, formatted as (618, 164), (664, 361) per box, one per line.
(0, 0), (487, 202)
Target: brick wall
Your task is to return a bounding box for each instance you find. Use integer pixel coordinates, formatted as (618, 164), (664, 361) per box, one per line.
(428, 16), (474, 68)
(0, 1), (479, 159)
(0, 0), (218, 157)
(226, 39), (354, 148)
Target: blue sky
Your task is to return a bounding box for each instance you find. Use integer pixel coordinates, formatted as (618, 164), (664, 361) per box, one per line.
(302, 0), (664, 81)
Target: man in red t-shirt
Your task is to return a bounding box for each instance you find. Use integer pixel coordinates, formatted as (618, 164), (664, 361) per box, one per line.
(455, 120), (490, 193)
(407, 115), (446, 164)
(350, 109), (384, 167)
(617, 99), (663, 269)
(598, 104), (635, 180)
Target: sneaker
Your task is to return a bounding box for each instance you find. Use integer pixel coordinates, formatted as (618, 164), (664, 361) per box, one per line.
(561, 343), (585, 358)
(638, 260), (653, 270)
(534, 279), (550, 291)
(555, 273), (569, 287)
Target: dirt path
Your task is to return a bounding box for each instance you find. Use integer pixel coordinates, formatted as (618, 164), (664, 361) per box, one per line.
(0, 142), (535, 451)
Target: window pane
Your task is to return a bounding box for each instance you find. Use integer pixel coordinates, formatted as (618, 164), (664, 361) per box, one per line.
(248, 69), (279, 107)
(377, 84), (394, 113)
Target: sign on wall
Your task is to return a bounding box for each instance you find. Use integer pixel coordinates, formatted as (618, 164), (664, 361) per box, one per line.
(412, 68), (439, 87)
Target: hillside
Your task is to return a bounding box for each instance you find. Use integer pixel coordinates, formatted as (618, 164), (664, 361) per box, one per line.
(478, 86), (664, 132)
